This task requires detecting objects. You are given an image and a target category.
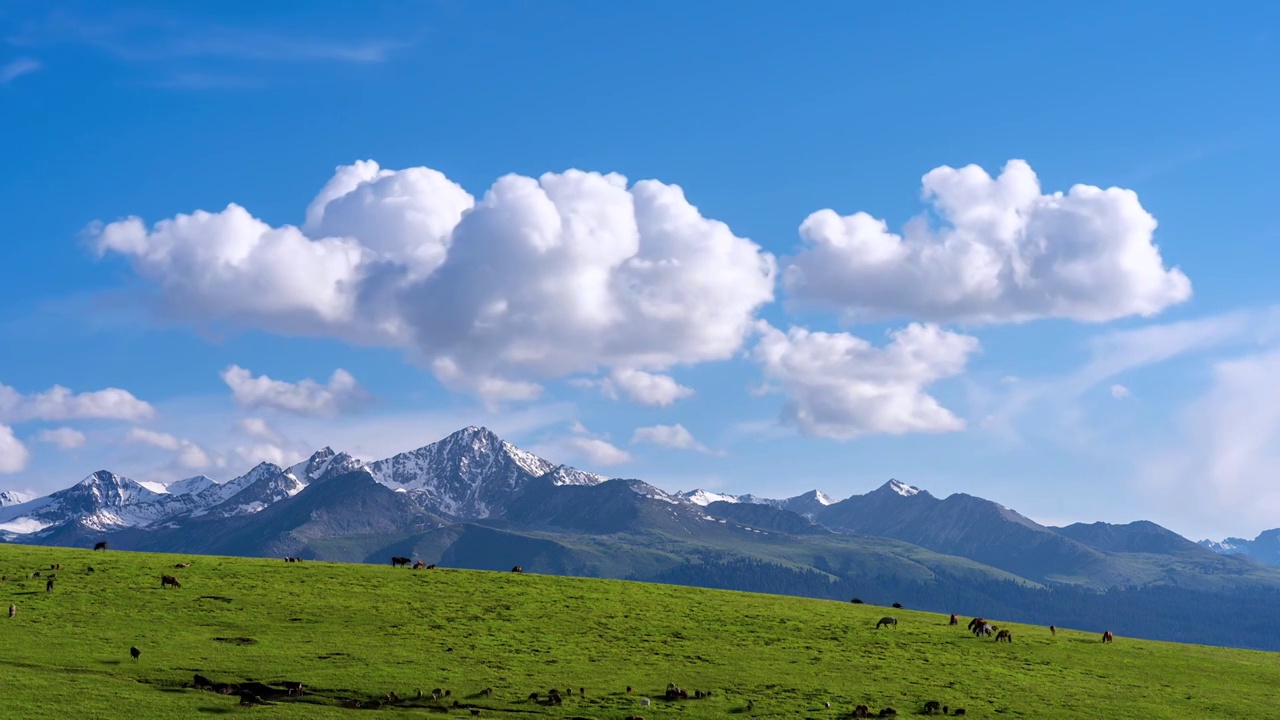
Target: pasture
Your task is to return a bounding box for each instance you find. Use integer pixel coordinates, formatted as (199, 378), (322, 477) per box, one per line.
(1, 543), (1276, 718)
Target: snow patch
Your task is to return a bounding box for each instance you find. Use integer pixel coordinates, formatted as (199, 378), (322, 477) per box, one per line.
(0, 517), (51, 534)
(888, 479), (921, 497)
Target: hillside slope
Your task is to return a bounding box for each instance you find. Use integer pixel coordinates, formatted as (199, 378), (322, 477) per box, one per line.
(3, 544), (1280, 719)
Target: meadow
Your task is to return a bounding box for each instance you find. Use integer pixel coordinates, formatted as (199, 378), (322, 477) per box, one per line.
(2, 542), (1276, 719)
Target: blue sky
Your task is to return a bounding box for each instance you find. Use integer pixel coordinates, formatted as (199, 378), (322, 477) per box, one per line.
(2, 1), (1279, 540)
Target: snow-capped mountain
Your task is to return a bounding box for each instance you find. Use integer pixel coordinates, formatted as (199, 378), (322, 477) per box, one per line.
(165, 476), (217, 496)
(675, 488), (838, 519)
(364, 426), (605, 519)
(1199, 530), (1280, 566)
(0, 471), (183, 535)
(0, 490), (34, 508)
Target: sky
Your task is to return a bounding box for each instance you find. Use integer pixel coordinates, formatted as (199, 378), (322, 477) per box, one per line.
(2, 1), (1279, 542)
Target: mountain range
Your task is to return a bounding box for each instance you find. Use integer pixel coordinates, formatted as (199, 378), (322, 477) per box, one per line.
(5, 425), (1280, 651)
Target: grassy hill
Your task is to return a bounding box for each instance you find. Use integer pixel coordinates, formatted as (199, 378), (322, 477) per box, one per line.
(2, 543), (1277, 719)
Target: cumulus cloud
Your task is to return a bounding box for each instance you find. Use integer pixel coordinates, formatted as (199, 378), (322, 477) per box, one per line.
(234, 443), (304, 468)
(0, 425), (30, 473)
(587, 368), (695, 407)
(784, 159), (1192, 324)
(1110, 384), (1131, 400)
(34, 427), (87, 449)
(631, 423), (714, 453)
(221, 365), (369, 417)
(92, 161), (777, 402)
(550, 421), (634, 467)
(124, 428), (211, 469)
(0, 381), (154, 423)
(233, 417), (282, 443)
(751, 321), (980, 439)
(1138, 351), (1280, 534)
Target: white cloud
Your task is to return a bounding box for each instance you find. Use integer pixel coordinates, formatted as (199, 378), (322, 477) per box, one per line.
(124, 428), (210, 469)
(92, 161), (777, 402)
(0, 381), (154, 423)
(221, 365), (369, 417)
(234, 443), (304, 468)
(1137, 351), (1280, 536)
(1110, 384), (1131, 400)
(563, 436), (633, 466)
(589, 368), (694, 407)
(751, 321), (980, 439)
(784, 159), (1192, 324)
(0, 425), (30, 473)
(233, 417), (282, 443)
(34, 427), (87, 449)
(1, 57), (41, 84)
(631, 423), (714, 454)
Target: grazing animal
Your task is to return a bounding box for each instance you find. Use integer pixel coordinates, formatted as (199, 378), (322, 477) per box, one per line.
(626, 686), (633, 694)
(511, 565), (523, 573)
(282, 681), (304, 696)
(949, 613), (959, 625)
(387, 691), (400, 703)
(967, 617), (985, 632)
(8, 604), (15, 618)
(130, 646), (140, 660)
(879, 708), (898, 717)
(954, 710), (967, 716)
(640, 698), (651, 706)
(160, 575), (181, 589)
(625, 716), (646, 720)
(973, 622), (994, 637)
(193, 674), (213, 690)
(995, 629), (1012, 643)
(86, 567), (94, 573)
(892, 602), (903, 609)
(413, 560), (427, 569)
(31, 571), (40, 578)
(825, 701), (832, 709)
(924, 701), (943, 715)
(45, 578), (54, 593)
(580, 687), (585, 696)
(175, 562), (191, 568)
(527, 692), (538, 701)
(93, 541), (107, 551)
(50, 563), (61, 570)
(391, 556), (411, 567)
(853, 706), (871, 718)
(876, 616), (898, 629)
(1103, 630), (1114, 643)
(426, 563), (437, 569)
(850, 597), (864, 604)
(1049, 624), (1056, 635)
(470, 710), (481, 717)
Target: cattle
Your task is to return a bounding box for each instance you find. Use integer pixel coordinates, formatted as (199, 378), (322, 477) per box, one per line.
(511, 565), (523, 573)
(973, 622), (995, 637)
(8, 604), (15, 618)
(175, 562), (192, 568)
(850, 597), (864, 604)
(46, 578), (54, 593)
(967, 617), (985, 632)
(281, 681), (304, 696)
(426, 564), (437, 569)
(640, 698), (651, 706)
(892, 602), (903, 609)
(86, 567), (94, 573)
(527, 692), (539, 701)
(391, 556), (412, 567)
(949, 613), (959, 625)
(626, 686), (633, 694)
(924, 701), (943, 715)
(193, 674), (213, 690)
(1102, 630), (1114, 643)
(879, 709), (898, 717)
(876, 616), (898, 629)
(413, 560), (426, 569)
(93, 541), (108, 551)
(954, 709), (967, 716)
(853, 706), (871, 718)
(1049, 624), (1056, 635)
(130, 646), (140, 661)
(995, 629), (1012, 643)
(50, 563), (61, 570)
(160, 575), (181, 589)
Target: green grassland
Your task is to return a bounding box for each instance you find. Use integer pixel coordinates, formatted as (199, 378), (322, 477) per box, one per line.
(2, 543), (1277, 719)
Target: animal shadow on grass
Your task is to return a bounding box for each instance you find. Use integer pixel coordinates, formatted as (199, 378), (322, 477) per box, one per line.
(195, 708), (234, 714)
(97, 660), (122, 666)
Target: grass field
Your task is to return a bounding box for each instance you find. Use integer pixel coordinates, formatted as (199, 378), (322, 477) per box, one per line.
(2, 543), (1276, 719)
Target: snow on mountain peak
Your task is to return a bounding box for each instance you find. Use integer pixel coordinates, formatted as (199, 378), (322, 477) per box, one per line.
(678, 489), (743, 506)
(886, 478), (921, 497)
(0, 490), (34, 507)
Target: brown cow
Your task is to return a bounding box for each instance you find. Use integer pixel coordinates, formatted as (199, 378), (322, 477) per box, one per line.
(1102, 630), (1114, 643)
(967, 617), (985, 632)
(995, 629), (1012, 643)
(161, 575), (181, 589)
(426, 563), (437, 569)
(853, 706), (871, 718)
(391, 556), (411, 567)
(949, 613), (959, 625)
